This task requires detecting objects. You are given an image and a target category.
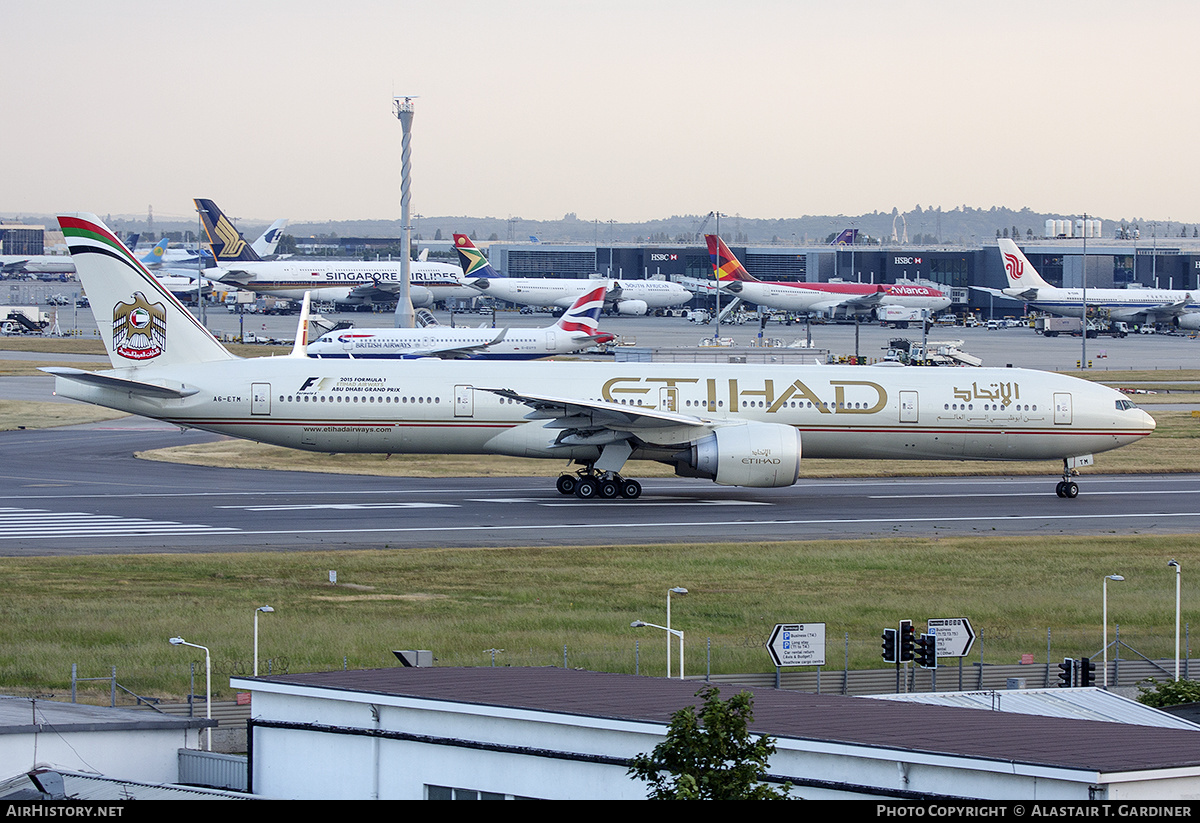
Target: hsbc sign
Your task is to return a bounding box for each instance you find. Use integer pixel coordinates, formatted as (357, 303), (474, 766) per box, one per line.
(650, 253), (678, 262)
(893, 256), (923, 265)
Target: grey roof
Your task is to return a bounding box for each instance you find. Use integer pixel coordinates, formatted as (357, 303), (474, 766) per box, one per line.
(0, 695), (213, 735)
(242, 667), (1200, 774)
(0, 769), (251, 801)
(865, 687), (1200, 730)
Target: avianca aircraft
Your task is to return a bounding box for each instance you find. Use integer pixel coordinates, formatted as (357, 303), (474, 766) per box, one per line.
(455, 234), (693, 315)
(707, 235), (952, 318)
(307, 285), (613, 360)
(996, 238), (1200, 329)
(46, 214), (1154, 501)
(196, 199), (470, 309)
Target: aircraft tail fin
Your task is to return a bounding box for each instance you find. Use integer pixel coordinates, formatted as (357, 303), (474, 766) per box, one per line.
(705, 235), (759, 282)
(997, 238), (1052, 290)
(831, 228), (858, 246)
(57, 213), (235, 367)
(140, 237), (170, 267)
(454, 234), (504, 279)
(553, 284), (608, 335)
(195, 198), (263, 262)
(252, 218), (288, 258)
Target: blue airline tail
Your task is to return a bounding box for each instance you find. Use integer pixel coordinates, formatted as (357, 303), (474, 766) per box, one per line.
(194, 198), (264, 263)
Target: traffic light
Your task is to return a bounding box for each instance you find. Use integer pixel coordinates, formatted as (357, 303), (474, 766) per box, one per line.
(881, 628), (897, 663)
(915, 633), (937, 669)
(1057, 658), (1075, 688)
(899, 620), (915, 662)
(1079, 657), (1096, 687)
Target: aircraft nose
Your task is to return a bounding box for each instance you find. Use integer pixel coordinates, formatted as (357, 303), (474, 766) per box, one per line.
(1142, 409), (1157, 434)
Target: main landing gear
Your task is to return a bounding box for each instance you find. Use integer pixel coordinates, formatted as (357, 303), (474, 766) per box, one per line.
(1056, 459), (1080, 498)
(556, 469), (642, 500)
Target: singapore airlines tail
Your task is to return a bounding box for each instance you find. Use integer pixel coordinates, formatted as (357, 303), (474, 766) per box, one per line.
(705, 235), (760, 283)
(55, 214), (235, 369)
(998, 238), (1054, 290)
(195, 198), (264, 263)
(454, 234), (504, 280)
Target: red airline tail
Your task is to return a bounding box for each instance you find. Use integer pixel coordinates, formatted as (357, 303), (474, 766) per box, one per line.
(705, 235), (760, 283)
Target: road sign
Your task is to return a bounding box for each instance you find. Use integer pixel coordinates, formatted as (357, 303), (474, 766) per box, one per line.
(766, 623), (826, 667)
(926, 617), (975, 658)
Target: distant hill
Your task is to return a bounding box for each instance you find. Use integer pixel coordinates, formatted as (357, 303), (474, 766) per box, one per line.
(4, 207), (1186, 246)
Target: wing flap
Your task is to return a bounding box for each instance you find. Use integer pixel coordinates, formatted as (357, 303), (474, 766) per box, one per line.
(41, 367), (199, 399)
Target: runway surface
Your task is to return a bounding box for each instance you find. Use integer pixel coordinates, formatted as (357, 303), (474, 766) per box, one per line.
(1, 419), (1197, 556)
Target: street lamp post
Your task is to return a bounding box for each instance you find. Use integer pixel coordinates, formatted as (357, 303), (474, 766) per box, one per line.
(170, 637), (212, 751)
(1170, 560), (1181, 681)
(631, 621), (685, 680)
(1103, 574), (1124, 688)
(666, 587), (687, 679)
(254, 605), (275, 677)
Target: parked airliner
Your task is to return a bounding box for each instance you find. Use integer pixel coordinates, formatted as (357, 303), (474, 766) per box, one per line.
(707, 235), (952, 319)
(46, 214), (1154, 501)
(996, 238), (1200, 329)
(307, 285), (613, 359)
(456, 235), (692, 315)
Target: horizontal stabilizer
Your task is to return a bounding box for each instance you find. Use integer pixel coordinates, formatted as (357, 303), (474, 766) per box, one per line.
(40, 367), (199, 399)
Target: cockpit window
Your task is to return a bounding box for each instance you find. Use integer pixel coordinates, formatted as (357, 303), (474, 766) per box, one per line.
(1116, 399), (1138, 411)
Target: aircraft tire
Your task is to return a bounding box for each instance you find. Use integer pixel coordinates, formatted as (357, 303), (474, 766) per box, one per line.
(1064, 481), (1079, 498)
(574, 477), (599, 499)
(556, 475), (577, 495)
(619, 479), (642, 499)
(598, 478), (620, 499)
(1056, 481), (1066, 498)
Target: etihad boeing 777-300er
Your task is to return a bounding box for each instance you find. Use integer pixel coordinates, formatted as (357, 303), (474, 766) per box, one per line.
(307, 284), (613, 359)
(45, 214), (1154, 500)
(455, 234), (692, 315)
(995, 238), (1200, 329)
(707, 235), (952, 320)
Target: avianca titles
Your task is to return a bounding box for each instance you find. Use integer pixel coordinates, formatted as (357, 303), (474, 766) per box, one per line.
(46, 213), (1154, 501)
(707, 235), (951, 318)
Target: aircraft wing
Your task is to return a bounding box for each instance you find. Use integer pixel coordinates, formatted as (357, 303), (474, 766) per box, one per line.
(40, 367), (201, 399)
(407, 330), (508, 360)
(477, 387), (716, 448)
(970, 286), (1022, 300)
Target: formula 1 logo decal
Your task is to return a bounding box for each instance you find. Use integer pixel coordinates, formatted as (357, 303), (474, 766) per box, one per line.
(113, 292), (166, 360)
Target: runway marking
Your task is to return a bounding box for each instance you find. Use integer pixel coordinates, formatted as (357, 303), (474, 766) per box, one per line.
(217, 503), (458, 512)
(0, 507), (239, 539)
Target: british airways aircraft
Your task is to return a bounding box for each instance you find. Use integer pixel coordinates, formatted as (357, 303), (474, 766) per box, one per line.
(307, 285), (613, 360)
(45, 214), (1154, 501)
(996, 238), (1200, 329)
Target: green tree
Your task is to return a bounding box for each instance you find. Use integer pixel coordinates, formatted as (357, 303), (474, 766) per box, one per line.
(628, 685), (792, 800)
(1136, 678), (1200, 707)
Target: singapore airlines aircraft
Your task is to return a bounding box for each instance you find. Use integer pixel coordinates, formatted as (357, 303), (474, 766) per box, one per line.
(307, 284), (613, 360)
(707, 235), (952, 318)
(196, 199), (469, 309)
(997, 238), (1200, 329)
(46, 214), (1155, 501)
(456, 234), (693, 315)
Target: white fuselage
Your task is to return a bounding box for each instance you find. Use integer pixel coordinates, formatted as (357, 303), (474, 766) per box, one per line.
(215, 260), (473, 306)
(723, 281), (951, 315)
(52, 358), (1154, 465)
(306, 326), (596, 360)
(472, 278), (691, 310)
(1004, 286), (1200, 324)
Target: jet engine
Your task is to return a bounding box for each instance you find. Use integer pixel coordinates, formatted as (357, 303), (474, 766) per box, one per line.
(615, 299), (649, 316)
(676, 422), (802, 487)
(1174, 314), (1200, 330)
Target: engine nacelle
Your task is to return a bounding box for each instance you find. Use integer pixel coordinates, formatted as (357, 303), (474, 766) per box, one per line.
(679, 422), (802, 488)
(615, 299), (649, 316)
(1175, 314), (1200, 330)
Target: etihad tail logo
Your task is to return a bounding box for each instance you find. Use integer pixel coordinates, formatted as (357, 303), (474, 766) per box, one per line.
(113, 292), (167, 361)
(212, 215), (247, 258)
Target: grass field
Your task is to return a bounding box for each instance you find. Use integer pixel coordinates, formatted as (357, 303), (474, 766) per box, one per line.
(1, 535), (1196, 704)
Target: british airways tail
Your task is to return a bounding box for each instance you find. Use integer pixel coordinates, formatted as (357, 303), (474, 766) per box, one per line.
(55, 213), (234, 369)
(705, 235), (759, 283)
(195, 198), (264, 263)
(553, 284), (608, 335)
(454, 234), (505, 279)
(997, 238), (1053, 290)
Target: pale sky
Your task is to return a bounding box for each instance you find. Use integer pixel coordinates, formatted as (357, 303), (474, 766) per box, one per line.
(4, 0), (1198, 225)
